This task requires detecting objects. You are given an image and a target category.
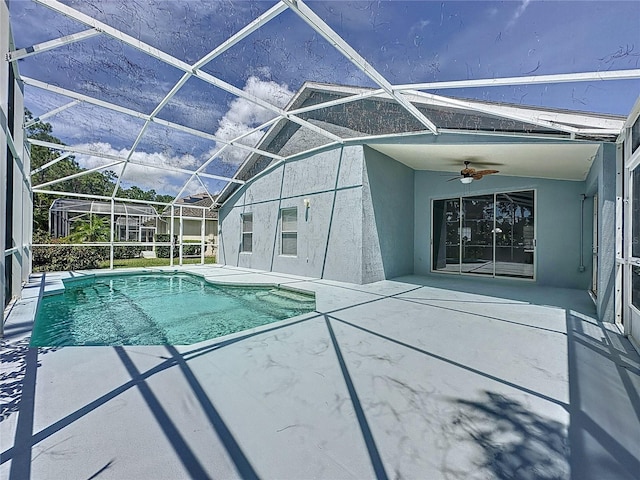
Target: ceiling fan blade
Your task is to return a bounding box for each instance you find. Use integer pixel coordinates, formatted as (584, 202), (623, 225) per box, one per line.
(447, 176), (463, 182)
(474, 169), (499, 176)
(460, 167), (476, 175)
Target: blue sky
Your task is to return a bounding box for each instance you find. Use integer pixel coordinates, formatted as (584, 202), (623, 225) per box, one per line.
(9, 0), (640, 195)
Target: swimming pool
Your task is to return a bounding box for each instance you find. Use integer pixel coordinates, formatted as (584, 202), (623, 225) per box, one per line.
(31, 273), (316, 347)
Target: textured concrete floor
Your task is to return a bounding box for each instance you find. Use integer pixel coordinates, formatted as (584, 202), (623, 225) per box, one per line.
(1, 265), (639, 479)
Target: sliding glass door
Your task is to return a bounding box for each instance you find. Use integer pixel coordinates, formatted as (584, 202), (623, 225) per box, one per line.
(432, 190), (535, 279)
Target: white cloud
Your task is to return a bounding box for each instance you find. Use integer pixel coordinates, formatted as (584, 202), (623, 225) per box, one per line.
(414, 19), (432, 31)
(34, 76), (295, 197)
(507, 0), (532, 29)
(211, 75), (295, 166)
(71, 142), (200, 195)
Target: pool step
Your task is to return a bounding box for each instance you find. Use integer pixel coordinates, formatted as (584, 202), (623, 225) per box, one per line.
(257, 288), (315, 304)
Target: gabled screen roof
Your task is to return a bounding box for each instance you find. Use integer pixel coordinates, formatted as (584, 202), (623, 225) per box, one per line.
(9, 0), (640, 204)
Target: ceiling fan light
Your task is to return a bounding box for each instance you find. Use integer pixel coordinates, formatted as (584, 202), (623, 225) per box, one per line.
(460, 177), (473, 184)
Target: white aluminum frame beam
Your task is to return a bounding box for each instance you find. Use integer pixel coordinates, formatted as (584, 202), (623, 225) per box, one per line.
(394, 69), (640, 92)
(30, 151), (73, 175)
(408, 90), (606, 136)
(114, 2), (289, 196)
(33, 159), (123, 190)
(24, 100), (81, 128)
(21, 77), (285, 162)
(174, 116), (283, 202)
(33, 0), (342, 145)
(33, 189), (180, 207)
(27, 139), (245, 184)
(288, 88), (386, 116)
(6, 28), (101, 62)
(281, 0), (439, 135)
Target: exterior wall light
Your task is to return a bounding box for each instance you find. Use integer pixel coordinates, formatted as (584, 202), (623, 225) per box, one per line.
(303, 198), (311, 208)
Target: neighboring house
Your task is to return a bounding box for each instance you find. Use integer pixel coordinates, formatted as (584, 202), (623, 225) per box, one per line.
(217, 82), (637, 330)
(157, 193), (218, 257)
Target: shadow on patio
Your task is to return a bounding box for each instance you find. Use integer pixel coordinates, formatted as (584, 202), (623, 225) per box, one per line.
(1, 274), (639, 479)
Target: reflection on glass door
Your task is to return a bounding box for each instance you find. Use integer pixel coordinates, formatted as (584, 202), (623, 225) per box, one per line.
(432, 198), (461, 273)
(461, 195), (495, 275)
(495, 191), (535, 278)
(432, 190), (535, 279)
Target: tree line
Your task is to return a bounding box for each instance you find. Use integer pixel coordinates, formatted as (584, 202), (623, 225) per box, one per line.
(27, 109), (174, 237)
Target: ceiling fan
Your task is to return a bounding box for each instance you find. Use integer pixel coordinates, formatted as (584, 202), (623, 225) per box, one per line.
(448, 161), (499, 184)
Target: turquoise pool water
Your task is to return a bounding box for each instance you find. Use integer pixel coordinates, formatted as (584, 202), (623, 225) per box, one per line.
(31, 273), (316, 346)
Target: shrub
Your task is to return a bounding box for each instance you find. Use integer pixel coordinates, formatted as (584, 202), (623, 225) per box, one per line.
(32, 233), (108, 272)
(114, 245), (145, 259)
(155, 233), (176, 258)
(182, 242), (201, 256)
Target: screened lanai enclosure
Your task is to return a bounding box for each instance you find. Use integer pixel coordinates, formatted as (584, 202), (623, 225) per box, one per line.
(49, 198), (158, 240)
(1, 1), (640, 340)
(3, 2), (640, 479)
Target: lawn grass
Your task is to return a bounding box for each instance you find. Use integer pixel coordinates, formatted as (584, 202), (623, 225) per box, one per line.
(98, 256), (217, 269)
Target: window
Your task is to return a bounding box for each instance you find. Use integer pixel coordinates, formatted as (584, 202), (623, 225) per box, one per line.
(281, 207), (297, 256)
(241, 213), (252, 253)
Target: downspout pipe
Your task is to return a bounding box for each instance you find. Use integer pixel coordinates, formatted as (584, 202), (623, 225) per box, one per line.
(579, 194), (586, 272)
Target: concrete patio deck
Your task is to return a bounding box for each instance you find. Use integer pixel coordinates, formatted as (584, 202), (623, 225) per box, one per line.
(1, 265), (639, 479)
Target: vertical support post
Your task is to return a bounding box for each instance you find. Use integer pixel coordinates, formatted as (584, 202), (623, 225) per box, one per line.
(179, 205), (183, 266)
(619, 140), (629, 331)
(493, 194), (497, 278)
(21, 117), (32, 283)
(201, 207), (205, 265)
(0, 1), (8, 331)
(110, 199), (115, 269)
(458, 196), (463, 274)
(170, 205), (174, 267)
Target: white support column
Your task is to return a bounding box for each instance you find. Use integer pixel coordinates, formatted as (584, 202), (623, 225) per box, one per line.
(621, 145), (629, 329)
(13, 74), (29, 285)
(201, 208), (205, 265)
(110, 199), (115, 269)
(170, 205), (175, 267)
(0, 1), (9, 330)
(179, 205), (184, 267)
(125, 210), (129, 243)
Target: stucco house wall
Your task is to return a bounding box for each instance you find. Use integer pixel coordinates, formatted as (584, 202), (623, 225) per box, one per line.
(219, 139), (619, 294)
(585, 143), (619, 323)
(362, 146), (415, 282)
(218, 146), (368, 283)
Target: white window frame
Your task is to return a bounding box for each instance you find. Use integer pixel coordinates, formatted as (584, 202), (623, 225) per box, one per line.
(622, 103), (640, 346)
(241, 212), (253, 254)
(280, 207), (298, 256)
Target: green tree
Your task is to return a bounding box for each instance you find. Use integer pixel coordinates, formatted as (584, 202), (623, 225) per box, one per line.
(26, 109), (176, 237)
(27, 110), (116, 234)
(68, 215), (110, 243)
